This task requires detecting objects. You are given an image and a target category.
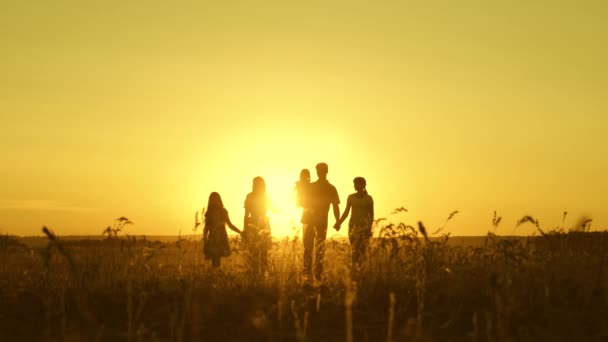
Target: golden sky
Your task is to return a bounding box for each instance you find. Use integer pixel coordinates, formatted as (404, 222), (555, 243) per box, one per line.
(1, 0), (607, 237)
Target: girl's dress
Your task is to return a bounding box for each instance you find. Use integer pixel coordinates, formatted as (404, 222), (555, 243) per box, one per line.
(204, 208), (231, 260)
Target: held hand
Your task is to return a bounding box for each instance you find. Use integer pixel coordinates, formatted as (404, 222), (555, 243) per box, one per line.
(333, 222), (341, 231)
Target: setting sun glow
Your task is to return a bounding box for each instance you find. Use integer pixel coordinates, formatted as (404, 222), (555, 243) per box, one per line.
(2, 2), (608, 341)
(1, 0), (607, 237)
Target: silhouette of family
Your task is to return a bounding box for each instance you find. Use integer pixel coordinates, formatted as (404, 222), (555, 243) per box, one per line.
(202, 162), (374, 282)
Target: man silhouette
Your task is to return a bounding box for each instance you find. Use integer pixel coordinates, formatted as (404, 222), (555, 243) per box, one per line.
(304, 162), (340, 281)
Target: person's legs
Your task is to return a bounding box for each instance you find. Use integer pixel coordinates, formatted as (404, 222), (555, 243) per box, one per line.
(349, 228), (370, 273)
(212, 257), (220, 268)
(313, 223), (328, 280)
(359, 236), (370, 266)
(260, 219), (271, 274)
(303, 224), (314, 277)
(349, 230), (358, 269)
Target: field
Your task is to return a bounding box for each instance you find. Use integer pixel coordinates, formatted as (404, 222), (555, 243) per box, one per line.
(1, 221), (607, 342)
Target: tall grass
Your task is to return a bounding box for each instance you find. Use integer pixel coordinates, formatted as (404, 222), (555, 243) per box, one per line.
(1, 215), (608, 341)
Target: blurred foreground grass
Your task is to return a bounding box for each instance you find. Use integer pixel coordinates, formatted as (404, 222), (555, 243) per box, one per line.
(1, 223), (607, 341)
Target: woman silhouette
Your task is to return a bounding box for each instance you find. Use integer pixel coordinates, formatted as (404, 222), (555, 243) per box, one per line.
(243, 176), (272, 275)
(203, 192), (242, 268)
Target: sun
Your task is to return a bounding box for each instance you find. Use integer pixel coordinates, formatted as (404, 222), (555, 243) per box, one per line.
(264, 173), (303, 238)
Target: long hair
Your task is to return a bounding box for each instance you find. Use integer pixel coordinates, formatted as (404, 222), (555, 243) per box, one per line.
(206, 192), (224, 214)
(252, 176), (266, 194)
(295, 169), (310, 191)
(300, 169), (311, 182)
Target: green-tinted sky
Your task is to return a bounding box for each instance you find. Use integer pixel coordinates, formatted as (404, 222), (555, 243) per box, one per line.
(1, 0), (607, 236)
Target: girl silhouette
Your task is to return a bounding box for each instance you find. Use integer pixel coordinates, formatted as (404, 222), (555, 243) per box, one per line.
(203, 192), (242, 268)
(335, 177), (374, 270)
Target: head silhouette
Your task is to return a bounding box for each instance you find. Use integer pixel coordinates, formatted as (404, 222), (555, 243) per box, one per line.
(252, 176), (266, 194)
(299, 169), (311, 183)
(207, 192), (224, 211)
(316, 162), (329, 180)
(353, 177), (367, 192)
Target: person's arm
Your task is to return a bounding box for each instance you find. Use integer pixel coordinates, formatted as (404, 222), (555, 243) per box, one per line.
(243, 196), (250, 229)
(332, 187), (341, 223)
(244, 208), (249, 230)
(369, 196), (375, 230)
(332, 201), (341, 230)
(225, 213), (242, 235)
(202, 221), (210, 246)
(335, 196), (352, 229)
(370, 197), (374, 222)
